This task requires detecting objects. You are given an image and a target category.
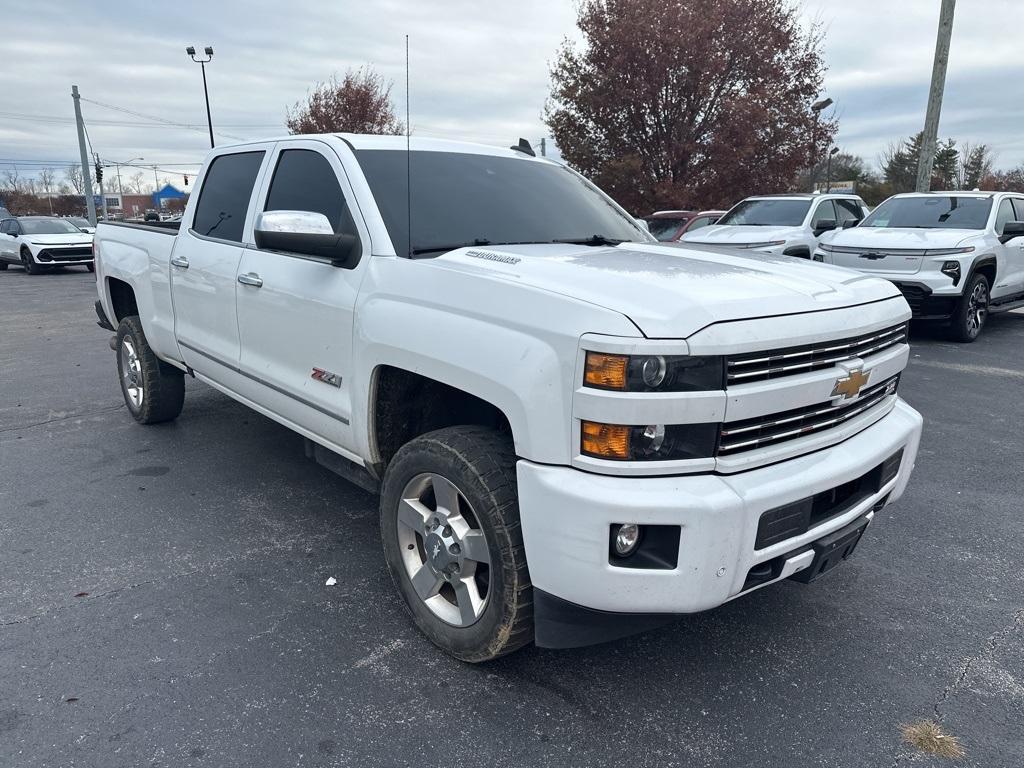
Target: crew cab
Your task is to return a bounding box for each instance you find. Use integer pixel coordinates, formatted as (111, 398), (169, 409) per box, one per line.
(816, 191), (1024, 341)
(0, 216), (95, 273)
(93, 134), (922, 661)
(681, 193), (869, 258)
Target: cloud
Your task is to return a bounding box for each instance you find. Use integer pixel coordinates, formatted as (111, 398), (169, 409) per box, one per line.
(4, 0), (1022, 189)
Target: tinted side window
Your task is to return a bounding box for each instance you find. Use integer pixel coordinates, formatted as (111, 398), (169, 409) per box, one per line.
(264, 149), (356, 236)
(812, 200), (837, 227)
(1012, 198), (1024, 222)
(835, 199), (863, 225)
(995, 198), (1015, 235)
(0, 220), (11, 234)
(193, 151), (265, 242)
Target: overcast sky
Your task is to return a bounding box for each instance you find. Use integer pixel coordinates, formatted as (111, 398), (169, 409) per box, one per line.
(4, 0), (1023, 191)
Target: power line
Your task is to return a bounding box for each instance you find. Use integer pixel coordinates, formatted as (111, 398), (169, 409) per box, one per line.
(79, 96), (248, 141)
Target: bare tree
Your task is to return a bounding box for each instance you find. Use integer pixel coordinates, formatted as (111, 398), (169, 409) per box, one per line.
(127, 171), (147, 194)
(65, 164), (85, 195)
(38, 167), (56, 214)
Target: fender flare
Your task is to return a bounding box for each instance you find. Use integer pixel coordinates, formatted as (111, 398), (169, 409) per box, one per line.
(783, 245), (810, 259)
(965, 253), (998, 289)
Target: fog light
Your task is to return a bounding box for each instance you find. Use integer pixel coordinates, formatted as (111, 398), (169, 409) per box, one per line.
(613, 523), (642, 556)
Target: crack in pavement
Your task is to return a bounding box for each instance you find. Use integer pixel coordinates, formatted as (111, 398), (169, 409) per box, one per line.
(932, 608), (1024, 719)
(0, 403), (125, 434)
(889, 607), (1024, 768)
(884, 606), (1019, 768)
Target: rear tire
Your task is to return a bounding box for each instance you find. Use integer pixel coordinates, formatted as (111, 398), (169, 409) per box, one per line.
(380, 426), (532, 662)
(115, 315), (185, 424)
(948, 273), (989, 342)
(21, 248), (42, 275)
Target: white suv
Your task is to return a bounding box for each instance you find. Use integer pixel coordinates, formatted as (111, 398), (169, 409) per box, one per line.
(681, 193), (869, 259)
(815, 192), (1024, 341)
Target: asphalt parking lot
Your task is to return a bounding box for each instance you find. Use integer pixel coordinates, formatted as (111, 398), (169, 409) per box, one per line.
(1, 267), (1022, 768)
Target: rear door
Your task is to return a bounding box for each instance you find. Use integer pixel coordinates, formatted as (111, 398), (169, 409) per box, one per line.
(170, 147), (272, 378)
(996, 197), (1024, 297)
(234, 139), (369, 453)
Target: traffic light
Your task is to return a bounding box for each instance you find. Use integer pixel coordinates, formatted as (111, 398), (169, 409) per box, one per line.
(95, 164), (103, 184)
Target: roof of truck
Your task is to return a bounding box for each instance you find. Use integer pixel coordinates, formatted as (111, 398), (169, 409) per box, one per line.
(215, 133), (552, 161)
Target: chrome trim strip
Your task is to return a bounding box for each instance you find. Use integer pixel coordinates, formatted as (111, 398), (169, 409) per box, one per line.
(176, 340), (350, 425)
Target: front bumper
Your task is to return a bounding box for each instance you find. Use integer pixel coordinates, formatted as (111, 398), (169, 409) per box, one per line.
(31, 246), (94, 265)
(518, 398), (922, 641)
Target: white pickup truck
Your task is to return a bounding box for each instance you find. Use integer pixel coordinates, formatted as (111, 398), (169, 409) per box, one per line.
(94, 134), (922, 661)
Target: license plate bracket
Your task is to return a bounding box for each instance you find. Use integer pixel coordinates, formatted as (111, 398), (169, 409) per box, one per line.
(790, 515), (869, 583)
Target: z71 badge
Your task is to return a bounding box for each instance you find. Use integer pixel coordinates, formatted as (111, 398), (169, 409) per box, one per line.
(311, 368), (342, 388)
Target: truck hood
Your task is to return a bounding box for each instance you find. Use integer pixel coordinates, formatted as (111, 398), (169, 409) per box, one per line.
(820, 226), (981, 250)
(680, 224), (803, 246)
(27, 233), (94, 246)
(434, 242), (901, 338)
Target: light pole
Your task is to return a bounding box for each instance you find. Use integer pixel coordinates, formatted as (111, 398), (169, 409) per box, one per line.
(826, 146), (840, 193)
(186, 45), (215, 148)
(809, 97), (833, 192)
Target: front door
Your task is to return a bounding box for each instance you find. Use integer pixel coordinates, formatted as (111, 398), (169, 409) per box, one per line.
(170, 147), (271, 378)
(234, 140), (369, 454)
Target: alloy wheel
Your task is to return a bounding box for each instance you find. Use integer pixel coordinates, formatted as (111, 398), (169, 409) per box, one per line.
(396, 472), (491, 627)
(120, 337), (144, 408)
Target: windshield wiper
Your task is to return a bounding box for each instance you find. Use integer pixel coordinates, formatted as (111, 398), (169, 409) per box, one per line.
(411, 238), (492, 256)
(552, 235), (627, 246)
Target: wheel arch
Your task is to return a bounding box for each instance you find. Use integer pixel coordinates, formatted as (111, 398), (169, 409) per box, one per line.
(967, 254), (997, 291)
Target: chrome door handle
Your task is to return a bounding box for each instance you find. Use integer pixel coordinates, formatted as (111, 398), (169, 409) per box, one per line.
(170, 255), (190, 269)
(237, 272), (263, 287)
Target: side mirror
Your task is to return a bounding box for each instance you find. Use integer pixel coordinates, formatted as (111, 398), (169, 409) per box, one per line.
(254, 210), (360, 268)
(813, 219), (837, 234)
(841, 219), (858, 229)
(999, 221), (1024, 244)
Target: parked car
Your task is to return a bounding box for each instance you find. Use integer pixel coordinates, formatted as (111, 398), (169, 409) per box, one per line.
(681, 193), (869, 258)
(93, 134), (921, 661)
(66, 216), (96, 234)
(644, 210), (725, 242)
(816, 191), (1024, 341)
(0, 216), (94, 273)
(0, 206), (12, 220)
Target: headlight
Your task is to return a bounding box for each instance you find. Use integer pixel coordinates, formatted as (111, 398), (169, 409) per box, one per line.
(581, 421), (718, 461)
(738, 240), (785, 249)
(818, 243), (835, 253)
(584, 352), (724, 392)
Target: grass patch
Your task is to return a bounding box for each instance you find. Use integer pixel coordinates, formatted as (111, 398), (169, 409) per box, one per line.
(901, 719), (965, 759)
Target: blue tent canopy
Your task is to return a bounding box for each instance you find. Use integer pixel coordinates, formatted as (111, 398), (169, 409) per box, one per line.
(153, 184), (186, 208)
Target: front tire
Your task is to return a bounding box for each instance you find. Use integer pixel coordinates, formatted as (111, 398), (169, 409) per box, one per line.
(115, 316), (185, 424)
(21, 248), (42, 275)
(0, 261), (7, 271)
(949, 273), (989, 342)
(380, 426), (533, 662)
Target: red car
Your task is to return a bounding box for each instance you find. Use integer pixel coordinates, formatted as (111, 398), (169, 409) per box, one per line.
(644, 209), (726, 242)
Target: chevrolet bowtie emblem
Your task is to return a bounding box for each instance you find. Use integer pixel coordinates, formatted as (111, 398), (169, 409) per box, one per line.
(832, 369), (870, 399)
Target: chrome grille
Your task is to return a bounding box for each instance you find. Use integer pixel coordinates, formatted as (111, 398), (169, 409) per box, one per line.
(726, 323), (908, 385)
(718, 376), (899, 455)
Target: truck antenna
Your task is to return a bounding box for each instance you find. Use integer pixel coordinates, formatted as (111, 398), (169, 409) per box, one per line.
(405, 34), (412, 258)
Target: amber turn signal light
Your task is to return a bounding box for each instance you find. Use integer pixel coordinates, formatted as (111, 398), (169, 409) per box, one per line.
(581, 421), (630, 459)
(584, 352), (628, 390)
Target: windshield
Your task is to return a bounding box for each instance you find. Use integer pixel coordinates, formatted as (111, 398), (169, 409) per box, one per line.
(354, 150), (644, 256)
(67, 217), (90, 228)
(718, 199), (811, 227)
(861, 196), (992, 230)
(645, 217), (688, 241)
(20, 219), (84, 235)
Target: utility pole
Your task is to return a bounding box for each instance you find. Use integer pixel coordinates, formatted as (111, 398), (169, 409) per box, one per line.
(540, 138), (546, 157)
(71, 85), (97, 226)
(915, 0), (956, 193)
